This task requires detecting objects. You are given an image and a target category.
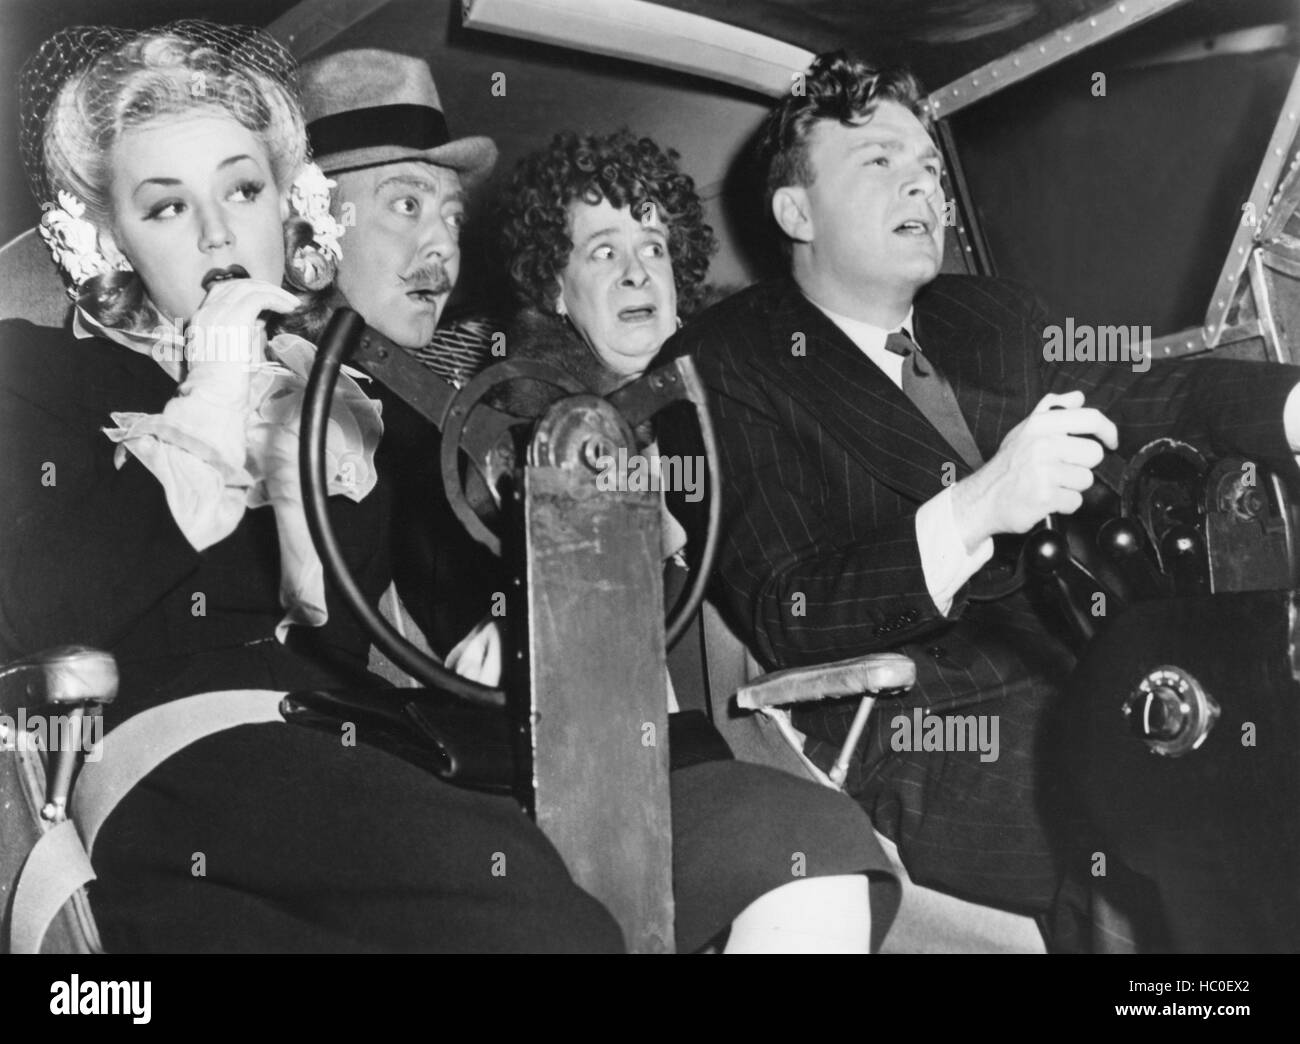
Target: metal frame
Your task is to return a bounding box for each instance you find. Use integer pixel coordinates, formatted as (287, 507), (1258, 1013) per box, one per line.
(935, 118), (994, 276)
(1204, 61), (1300, 348)
(268, 0), (393, 58)
(463, 0), (813, 97)
(1251, 249), (1288, 364)
(926, 0), (1193, 118)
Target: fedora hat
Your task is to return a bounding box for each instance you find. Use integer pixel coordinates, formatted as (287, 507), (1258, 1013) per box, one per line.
(300, 48), (497, 185)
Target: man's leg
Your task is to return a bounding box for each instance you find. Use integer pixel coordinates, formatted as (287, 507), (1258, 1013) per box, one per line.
(796, 605), (1079, 915)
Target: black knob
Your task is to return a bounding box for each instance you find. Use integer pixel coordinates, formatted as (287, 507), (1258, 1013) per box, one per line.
(1160, 524), (1208, 594)
(1098, 516), (1167, 599)
(1099, 517), (1144, 559)
(1024, 526), (1069, 576)
(1161, 524), (1201, 560)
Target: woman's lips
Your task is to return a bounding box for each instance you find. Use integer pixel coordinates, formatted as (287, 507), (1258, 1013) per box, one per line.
(618, 305), (657, 322)
(201, 264), (250, 291)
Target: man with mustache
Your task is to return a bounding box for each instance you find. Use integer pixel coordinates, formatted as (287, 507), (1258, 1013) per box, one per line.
(301, 48), (503, 656)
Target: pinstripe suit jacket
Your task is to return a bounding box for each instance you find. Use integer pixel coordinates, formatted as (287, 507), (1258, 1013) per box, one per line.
(669, 275), (1300, 678)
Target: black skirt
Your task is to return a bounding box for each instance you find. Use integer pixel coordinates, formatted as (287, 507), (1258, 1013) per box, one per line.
(88, 717), (894, 953)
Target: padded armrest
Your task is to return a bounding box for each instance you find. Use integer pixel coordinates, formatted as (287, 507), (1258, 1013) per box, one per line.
(736, 652), (915, 711)
(0, 646), (119, 827)
(0, 646), (119, 712)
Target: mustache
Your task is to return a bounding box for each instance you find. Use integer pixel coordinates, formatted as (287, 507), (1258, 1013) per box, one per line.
(401, 264), (452, 294)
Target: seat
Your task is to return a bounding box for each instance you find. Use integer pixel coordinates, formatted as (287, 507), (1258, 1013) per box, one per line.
(1, 646), (114, 953)
(699, 602), (1048, 954)
(0, 229), (71, 327)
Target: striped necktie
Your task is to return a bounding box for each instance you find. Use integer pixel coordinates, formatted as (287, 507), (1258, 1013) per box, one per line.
(885, 330), (984, 471)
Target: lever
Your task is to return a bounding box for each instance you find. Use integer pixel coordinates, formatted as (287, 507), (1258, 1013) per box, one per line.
(1023, 521), (1106, 647)
(1161, 524), (1209, 595)
(1098, 516), (1168, 599)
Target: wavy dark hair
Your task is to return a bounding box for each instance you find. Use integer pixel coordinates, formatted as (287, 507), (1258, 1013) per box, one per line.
(499, 129), (718, 318)
(756, 51), (930, 248)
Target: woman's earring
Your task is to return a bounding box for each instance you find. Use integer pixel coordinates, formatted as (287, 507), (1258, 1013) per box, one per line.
(555, 297), (568, 317)
(675, 315), (683, 330)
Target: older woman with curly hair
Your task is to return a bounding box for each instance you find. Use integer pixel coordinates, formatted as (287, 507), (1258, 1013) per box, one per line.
(500, 127), (716, 386)
(445, 129), (901, 953)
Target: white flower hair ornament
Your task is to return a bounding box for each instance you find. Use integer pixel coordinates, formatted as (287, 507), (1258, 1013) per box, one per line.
(286, 162), (346, 292)
(38, 191), (132, 298)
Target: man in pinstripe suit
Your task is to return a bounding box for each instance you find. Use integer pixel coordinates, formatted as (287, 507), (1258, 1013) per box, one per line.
(668, 51), (1300, 930)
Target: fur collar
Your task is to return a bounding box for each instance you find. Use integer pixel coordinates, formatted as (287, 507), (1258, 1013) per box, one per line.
(496, 306), (625, 417)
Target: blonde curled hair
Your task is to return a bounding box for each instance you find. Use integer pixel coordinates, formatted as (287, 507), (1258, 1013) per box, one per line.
(21, 21), (324, 331)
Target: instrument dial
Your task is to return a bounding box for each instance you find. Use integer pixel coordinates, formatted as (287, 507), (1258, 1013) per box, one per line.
(1121, 665), (1220, 757)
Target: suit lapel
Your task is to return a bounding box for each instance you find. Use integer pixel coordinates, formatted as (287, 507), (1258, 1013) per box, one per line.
(912, 279), (1025, 461)
(758, 279), (973, 504)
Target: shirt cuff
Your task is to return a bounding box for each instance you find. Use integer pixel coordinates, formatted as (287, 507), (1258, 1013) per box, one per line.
(915, 486), (995, 616)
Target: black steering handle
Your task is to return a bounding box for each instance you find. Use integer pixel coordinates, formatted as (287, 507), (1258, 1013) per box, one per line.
(299, 308), (505, 709)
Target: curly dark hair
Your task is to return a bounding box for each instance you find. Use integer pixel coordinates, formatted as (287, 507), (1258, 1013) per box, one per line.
(498, 129), (718, 317)
(756, 51), (930, 242)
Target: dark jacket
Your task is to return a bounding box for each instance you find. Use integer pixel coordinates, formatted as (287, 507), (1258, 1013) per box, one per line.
(0, 319), (391, 728)
(661, 274), (1300, 909)
(668, 274), (1300, 671)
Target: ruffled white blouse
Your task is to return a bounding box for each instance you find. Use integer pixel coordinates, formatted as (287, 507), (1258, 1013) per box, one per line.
(77, 308), (384, 639)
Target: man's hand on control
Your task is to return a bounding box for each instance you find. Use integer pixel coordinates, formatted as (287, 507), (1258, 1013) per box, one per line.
(950, 390), (1118, 552)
